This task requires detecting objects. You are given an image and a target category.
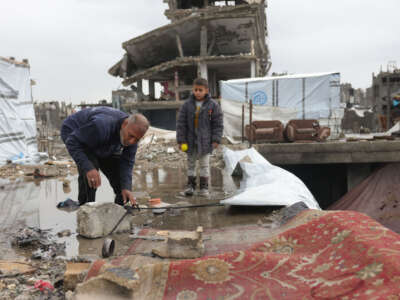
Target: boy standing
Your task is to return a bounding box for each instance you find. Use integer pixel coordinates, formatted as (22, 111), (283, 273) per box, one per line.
(177, 78), (224, 197)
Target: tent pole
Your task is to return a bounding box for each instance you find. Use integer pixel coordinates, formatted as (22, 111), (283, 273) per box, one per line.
(242, 104), (245, 143)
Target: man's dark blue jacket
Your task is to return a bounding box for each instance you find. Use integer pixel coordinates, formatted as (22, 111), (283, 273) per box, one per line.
(61, 107), (137, 191)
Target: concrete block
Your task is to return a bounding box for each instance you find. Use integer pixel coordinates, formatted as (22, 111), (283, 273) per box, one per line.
(64, 262), (91, 291)
(74, 255), (160, 299)
(77, 203), (130, 238)
(152, 226), (204, 259)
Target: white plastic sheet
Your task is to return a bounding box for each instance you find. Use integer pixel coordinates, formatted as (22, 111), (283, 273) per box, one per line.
(0, 58), (38, 165)
(221, 147), (320, 209)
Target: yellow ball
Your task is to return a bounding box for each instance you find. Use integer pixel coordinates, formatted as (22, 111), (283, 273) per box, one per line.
(181, 143), (188, 152)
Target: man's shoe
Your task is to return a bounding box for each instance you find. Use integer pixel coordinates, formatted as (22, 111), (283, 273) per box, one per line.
(184, 176), (196, 196)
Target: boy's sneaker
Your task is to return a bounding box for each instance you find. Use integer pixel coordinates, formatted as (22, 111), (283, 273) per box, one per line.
(198, 188), (209, 197)
(184, 176), (196, 196)
(199, 177), (209, 197)
(184, 186), (195, 196)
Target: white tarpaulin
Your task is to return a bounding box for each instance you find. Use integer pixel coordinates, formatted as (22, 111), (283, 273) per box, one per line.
(0, 57), (38, 164)
(220, 72), (343, 141)
(221, 147), (320, 209)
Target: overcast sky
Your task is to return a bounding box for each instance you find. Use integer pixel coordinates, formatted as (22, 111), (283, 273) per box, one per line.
(2, 0), (399, 103)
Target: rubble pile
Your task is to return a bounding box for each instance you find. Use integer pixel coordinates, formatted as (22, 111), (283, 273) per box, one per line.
(0, 227), (70, 299)
(0, 162), (77, 180)
(12, 228), (66, 260)
(136, 139), (227, 172)
(0, 259), (66, 300)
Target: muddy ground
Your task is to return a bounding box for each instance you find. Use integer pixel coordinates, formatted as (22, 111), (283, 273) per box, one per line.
(0, 134), (277, 299)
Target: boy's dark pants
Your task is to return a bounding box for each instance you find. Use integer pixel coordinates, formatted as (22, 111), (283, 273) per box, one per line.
(78, 153), (124, 206)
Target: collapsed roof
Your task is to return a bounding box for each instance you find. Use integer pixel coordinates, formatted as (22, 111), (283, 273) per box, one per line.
(109, 2), (270, 85)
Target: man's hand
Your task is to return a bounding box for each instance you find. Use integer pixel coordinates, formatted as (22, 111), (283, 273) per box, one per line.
(122, 189), (137, 206)
(86, 169), (101, 189)
(212, 142), (219, 149)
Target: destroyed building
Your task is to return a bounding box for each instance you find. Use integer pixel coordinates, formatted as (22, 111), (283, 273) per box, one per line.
(369, 66), (400, 130)
(109, 0), (270, 129)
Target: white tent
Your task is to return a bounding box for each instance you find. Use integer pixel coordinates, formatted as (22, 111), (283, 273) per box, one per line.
(220, 72), (344, 141)
(0, 57), (38, 164)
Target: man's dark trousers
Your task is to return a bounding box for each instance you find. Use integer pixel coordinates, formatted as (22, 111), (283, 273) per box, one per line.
(78, 153), (124, 206)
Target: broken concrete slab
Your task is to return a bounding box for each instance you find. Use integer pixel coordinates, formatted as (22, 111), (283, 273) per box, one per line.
(0, 261), (36, 277)
(77, 203), (131, 239)
(152, 226), (204, 259)
(74, 255), (161, 299)
(64, 262), (91, 291)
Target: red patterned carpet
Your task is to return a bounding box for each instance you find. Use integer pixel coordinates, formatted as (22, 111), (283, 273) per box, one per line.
(163, 211), (400, 299)
(85, 210), (400, 299)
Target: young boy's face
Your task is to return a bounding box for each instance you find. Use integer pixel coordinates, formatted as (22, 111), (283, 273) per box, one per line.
(193, 84), (208, 101)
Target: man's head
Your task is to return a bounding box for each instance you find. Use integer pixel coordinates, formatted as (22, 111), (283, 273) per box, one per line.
(192, 78), (209, 101)
(120, 113), (149, 146)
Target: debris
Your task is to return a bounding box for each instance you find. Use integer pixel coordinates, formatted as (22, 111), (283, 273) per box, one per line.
(33, 166), (59, 178)
(167, 147), (175, 154)
(45, 160), (72, 166)
(34, 280), (54, 292)
(62, 179), (70, 188)
(148, 198), (171, 214)
(12, 227), (44, 247)
(63, 262), (91, 291)
(57, 230), (72, 237)
(152, 226), (204, 259)
(0, 261), (36, 278)
(129, 235), (166, 241)
(102, 238), (115, 258)
(57, 198), (80, 211)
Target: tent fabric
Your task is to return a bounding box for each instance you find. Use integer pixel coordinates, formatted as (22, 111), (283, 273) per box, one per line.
(0, 57), (38, 164)
(220, 72), (343, 141)
(84, 210), (400, 299)
(329, 163), (400, 233)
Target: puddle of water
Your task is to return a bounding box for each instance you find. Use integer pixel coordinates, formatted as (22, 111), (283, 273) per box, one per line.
(0, 166), (269, 260)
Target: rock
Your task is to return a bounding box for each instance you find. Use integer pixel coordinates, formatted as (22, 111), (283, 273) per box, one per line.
(76, 255), (100, 263)
(279, 201), (309, 225)
(26, 277), (37, 285)
(58, 229), (72, 237)
(0, 281), (5, 291)
(65, 290), (75, 300)
(132, 192), (151, 203)
(7, 283), (16, 290)
(77, 203), (131, 238)
(63, 179), (71, 188)
(152, 226), (204, 259)
(14, 294), (31, 300)
(64, 262), (91, 291)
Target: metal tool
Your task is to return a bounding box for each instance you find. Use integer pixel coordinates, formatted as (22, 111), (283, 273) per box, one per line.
(102, 204), (140, 258)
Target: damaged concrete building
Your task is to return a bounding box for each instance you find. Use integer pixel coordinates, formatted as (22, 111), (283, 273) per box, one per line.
(109, 0), (270, 129)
